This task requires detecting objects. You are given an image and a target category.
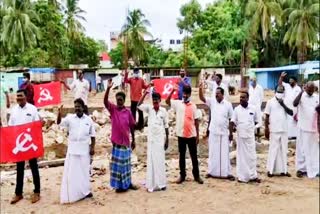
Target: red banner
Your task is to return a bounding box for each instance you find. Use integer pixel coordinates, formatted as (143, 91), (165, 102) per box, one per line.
(34, 82), (61, 107)
(0, 121), (44, 163)
(153, 78), (179, 99)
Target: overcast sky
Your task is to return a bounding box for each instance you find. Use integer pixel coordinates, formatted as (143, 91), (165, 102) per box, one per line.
(78, 0), (213, 45)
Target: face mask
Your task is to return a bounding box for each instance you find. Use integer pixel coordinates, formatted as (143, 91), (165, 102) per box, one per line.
(183, 97), (191, 103)
(153, 102), (160, 110)
(250, 80), (255, 86)
(133, 73), (139, 78)
(23, 78), (28, 82)
(275, 92), (284, 99)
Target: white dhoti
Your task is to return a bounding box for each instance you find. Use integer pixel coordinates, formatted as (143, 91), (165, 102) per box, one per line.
(236, 137), (258, 182)
(60, 154), (91, 204)
(208, 133), (231, 177)
(267, 132), (288, 174)
(287, 116), (298, 138)
(296, 130), (319, 178)
(146, 135), (166, 192)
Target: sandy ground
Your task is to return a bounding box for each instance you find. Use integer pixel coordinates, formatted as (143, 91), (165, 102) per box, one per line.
(0, 151), (319, 214)
(1, 88), (319, 214)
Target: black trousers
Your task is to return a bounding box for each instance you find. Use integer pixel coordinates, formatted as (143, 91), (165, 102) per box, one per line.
(15, 158), (40, 195)
(178, 137), (200, 179)
(130, 101), (144, 129)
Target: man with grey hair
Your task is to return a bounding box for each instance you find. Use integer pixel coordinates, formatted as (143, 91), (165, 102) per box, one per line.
(293, 81), (319, 178)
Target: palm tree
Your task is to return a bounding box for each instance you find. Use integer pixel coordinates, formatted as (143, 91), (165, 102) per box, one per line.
(246, 0), (282, 41)
(64, 0), (86, 40)
(1, 0), (40, 52)
(283, 0), (319, 63)
(120, 9), (152, 66)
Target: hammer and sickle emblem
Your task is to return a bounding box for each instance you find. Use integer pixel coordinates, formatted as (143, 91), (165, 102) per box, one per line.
(12, 128), (38, 154)
(162, 81), (174, 95)
(37, 87), (53, 103)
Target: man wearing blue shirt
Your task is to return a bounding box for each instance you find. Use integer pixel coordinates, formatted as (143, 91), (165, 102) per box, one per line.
(178, 69), (191, 100)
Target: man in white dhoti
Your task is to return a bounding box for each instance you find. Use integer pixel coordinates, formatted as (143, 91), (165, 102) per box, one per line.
(199, 83), (235, 180)
(265, 85), (293, 177)
(248, 77), (264, 139)
(293, 82), (319, 178)
(278, 72), (301, 139)
(230, 91), (261, 183)
(138, 91), (169, 192)
(57, 98), (96, 203)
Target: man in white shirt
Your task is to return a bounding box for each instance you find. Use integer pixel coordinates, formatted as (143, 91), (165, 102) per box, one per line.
(199, 83), (235, 180)
(0, 78), (10, 126)
(138, 91), (169, 192)
(61, 70), (90, 114)
(248, 77), (264, 140)
(265, 85), (293, 177)
(278, 72), (302, 139)
(230, 91), (261, 183)
(57, 98), (96, 203)
(8, 89), (41, 204)
(293, 82), (319, 178)
(96, 74), (102, 92)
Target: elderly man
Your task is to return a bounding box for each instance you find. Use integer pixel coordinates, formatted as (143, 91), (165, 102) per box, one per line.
(166, 85), (203, 184)
(8, 89), (41, 204)
(104, 79), (138, 192)
(61, 70), (90, 114)
(124, 68), (149, 130)
(138, 91), (169, 192)
(199, 83), (234, 180)
(230, 91), (261, 183)
(57, 99), (96, 203)
(265, 85), (293, 177)
(248, 77), (264, 139)
(293, 82), (319, 178)
(278, 72), (302, 139)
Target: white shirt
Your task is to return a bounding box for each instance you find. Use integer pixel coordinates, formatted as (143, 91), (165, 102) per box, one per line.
(264, 97), (288, 133)
(8, 103), (40, 126)
(297, 92), (319, 132)
(205, 80), (229, 100)
(138, 104), (169, 136)
(206, 98), (233, 135)
(60, 114), (96, 155)
(248, 84), (264, 107)
(70, 79), (90, 105)
(283, 82), (301, 108)
(96, 76), (101, 84)
(231, 104), (259, 138)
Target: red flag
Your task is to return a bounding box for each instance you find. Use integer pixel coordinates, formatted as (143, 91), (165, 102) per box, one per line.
(34, 82), (61, 107)
(0, 121), (44, 163)
(153, 78), (179, 99)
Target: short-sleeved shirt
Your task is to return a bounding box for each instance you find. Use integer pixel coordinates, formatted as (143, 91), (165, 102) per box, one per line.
(105, 101), (135, 146)
(231, 104), (259, 138)
(70, 79), (90, 105)
(171, 100), (199, 138)
(60, 114), (96, 155)
(19, 82), (34, 105)
(206, 98), (233, 135)
(138, 104), (169, 136)
(283, 82), (301, 108)
(297, 92), (319, 132)
(264, 97), (288, 133)
(8, 103), (40, 126)
(205, 80), (229, 101)
(178, 77), (191, 100)
(248, 84), (264, 108)
(125, 77), (148, 102)
(0, 81), (8, 108)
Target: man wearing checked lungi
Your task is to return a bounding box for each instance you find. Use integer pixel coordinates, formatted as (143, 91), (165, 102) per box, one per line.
(104, 79), (139, 192)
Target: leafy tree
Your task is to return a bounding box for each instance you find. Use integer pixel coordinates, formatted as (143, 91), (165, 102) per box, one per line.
(64, 0), (86, 40)
(1, 0), (41, 52)
(96, 39), (108, 53)
(120, 9), (152, 66)
(109, 42), (124, 68)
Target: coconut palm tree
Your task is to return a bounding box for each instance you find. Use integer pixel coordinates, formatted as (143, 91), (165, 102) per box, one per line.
(1, 0), (40, 52)
(64, 0), (86, 40)
(246, 0), (282, 41)
(283, 0), (319, 63)
(120, 9), (152, 66)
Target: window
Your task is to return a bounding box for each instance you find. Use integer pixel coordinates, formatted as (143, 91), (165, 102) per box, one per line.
(176, 39), (181, 44)
(169, 39), (175, 44)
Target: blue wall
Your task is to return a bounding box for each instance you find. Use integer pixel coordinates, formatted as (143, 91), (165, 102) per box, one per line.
(84, 72), (96, 90)
(256, 70), (299, 89)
